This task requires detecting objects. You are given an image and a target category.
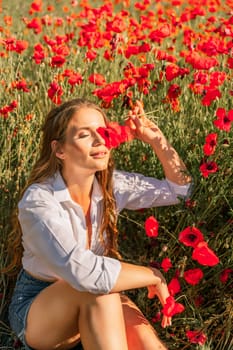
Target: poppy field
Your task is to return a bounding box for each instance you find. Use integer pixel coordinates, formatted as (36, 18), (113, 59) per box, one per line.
(0, 0), (233, 349)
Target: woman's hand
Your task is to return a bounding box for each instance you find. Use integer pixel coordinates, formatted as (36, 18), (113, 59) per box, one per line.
(125, 100), (161, 145)
(125, 100), (192, 185)
(147, 284), (172, 328)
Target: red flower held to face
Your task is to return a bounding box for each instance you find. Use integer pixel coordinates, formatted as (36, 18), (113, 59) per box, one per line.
(179, 226), (205, 248)
(97, 122), (134, 149)
(144, 216), (159, 238)
(192, 241), (219, 266)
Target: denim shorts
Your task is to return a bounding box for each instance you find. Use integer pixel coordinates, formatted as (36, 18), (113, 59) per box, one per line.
(8, 269), (53, 350)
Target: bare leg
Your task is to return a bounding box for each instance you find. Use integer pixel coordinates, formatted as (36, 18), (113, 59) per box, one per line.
(121, 295), (168, 350)
(25, 280), (128, 350)
(80, 293), (128, 350)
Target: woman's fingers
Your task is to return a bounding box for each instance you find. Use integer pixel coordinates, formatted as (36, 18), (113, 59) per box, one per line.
(161, 315), (172, 328)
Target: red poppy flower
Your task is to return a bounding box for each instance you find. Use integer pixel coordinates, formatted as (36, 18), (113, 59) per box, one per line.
(201, 86), (221, 106)
(11, 79), (30, 92)
(197, 37), (227, 56)
(184, 268), (204, 285)
(199, 161), (218, 178)
(209, 71), (226, 87)
(29, 0), (42, 14)
(144, 216), (159, 238)
(67, 72), (83, 86)
(186, 330), (207, 345)
(41, 14), (53, 26)
(185, 51), (219, 70)
(106, 14), (126, 34)
(154, 49), (177, 63)
(219, 268), (233, 283)
(162, 296), (185, 317)
(54, 44), (70, 57)
(14, 40), (29, 54)
(89, 73), (106, 86)
(193, 71), (208, 85)
(47, 81), (63, 105)
(179, 226), (205, 248)
(165, 64), (189, 81)
(93, 80), (130, 104)
(165, 64), (180, 81)
(139, 43), (151, 53)
(194, 295), (204, 307)
(167, 84), (181, 99)
(188, 82), (205, 95)
(26, 17), (42, 34)
(3, 15), (12, 26)
(0, 100), (18, 118)
(51, 55), (66, 67)
(192, 241), (219, 266)
(161, 257), (172, 272)
(203, 133), (218, 156)
(3, 38), (15, 51)
(97, 125), (121, 149)
(125, 45), (140, 59)
(149, 23), (172, 43)
(227, 57), (233, 69)
(32, 43), (46, 64)
(213, 107), (233, 132)
(168, 277), (181, 296)
(86, 49), (97, 61)
(97, 122), (134, 149)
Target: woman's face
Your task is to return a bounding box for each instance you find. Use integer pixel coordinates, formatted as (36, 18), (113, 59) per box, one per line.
(56, 107), (110, 176)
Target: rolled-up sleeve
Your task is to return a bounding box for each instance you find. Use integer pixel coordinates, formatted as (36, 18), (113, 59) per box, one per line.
(18, 188), (121, 294)
(113, 170), (192, 211)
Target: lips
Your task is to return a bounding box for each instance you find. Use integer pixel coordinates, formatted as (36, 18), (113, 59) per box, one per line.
(90, 151), (108, 158)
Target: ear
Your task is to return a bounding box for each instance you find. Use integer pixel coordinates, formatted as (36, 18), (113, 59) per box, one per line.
(51, 140), (65, 160)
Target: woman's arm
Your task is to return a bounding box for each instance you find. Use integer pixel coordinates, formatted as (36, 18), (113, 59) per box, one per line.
(126, 101), (192, 186)
(111, 261), (171, 328)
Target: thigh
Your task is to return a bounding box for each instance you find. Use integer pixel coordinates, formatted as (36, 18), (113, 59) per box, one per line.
(25, 279), (83, 350)
(8, 270), (53, 350)
(121, 295), (168, 350)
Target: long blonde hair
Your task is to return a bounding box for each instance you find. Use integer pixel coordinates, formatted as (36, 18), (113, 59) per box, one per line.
(4, 98), (121, 275)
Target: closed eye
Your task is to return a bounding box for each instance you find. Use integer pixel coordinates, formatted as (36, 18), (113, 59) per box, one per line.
(79, 133), (90, 138)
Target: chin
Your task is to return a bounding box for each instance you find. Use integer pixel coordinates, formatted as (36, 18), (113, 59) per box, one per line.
(96, 164), (108, 171)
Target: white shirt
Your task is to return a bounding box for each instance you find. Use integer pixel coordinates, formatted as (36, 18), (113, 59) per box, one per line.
(19, 170), (191, 294)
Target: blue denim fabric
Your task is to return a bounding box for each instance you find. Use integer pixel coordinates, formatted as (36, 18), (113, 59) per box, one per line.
(8, 269), (52, 350)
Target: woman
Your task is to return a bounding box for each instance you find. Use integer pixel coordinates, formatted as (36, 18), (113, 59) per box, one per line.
(7, 98), (192, 350)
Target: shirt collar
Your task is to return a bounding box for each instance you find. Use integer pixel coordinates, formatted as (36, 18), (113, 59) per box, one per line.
(52, 171), (103, 203)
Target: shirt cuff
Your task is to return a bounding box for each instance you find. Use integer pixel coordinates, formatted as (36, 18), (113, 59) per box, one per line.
(166, 178), (193, 198)
(94, 257), (122, 294)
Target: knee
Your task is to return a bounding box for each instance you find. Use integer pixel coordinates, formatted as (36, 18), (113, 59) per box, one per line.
(81, 292), (122, 317)
(90, 292), (121, 308)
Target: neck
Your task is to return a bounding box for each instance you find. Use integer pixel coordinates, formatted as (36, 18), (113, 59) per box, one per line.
(61, 169), (94, 213)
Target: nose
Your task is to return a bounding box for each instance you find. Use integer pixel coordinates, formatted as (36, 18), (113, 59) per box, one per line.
(93, 131), (106, 146)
